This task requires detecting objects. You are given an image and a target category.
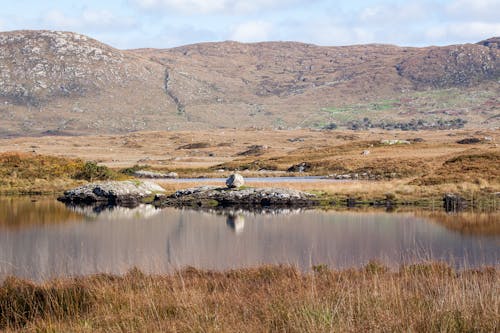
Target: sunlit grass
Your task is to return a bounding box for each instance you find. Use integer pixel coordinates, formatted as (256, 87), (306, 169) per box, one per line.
(0, 264), (497, 332)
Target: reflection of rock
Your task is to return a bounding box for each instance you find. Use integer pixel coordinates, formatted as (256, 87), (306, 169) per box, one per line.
(226, 214), (245, 234)
(58, 181), (165, 207)
(443, 193), (467, 212)
(66, 204), (160, 220)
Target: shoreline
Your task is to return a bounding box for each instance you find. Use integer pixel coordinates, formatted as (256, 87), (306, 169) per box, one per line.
(1, 184), (498, 212)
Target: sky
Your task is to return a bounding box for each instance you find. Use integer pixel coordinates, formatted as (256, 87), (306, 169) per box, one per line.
(0, 0), (498, 49)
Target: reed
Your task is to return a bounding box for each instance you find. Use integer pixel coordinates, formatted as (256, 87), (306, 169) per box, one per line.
(0, 264), (498, 332)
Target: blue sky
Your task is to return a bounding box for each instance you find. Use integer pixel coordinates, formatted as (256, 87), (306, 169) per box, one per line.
(0, 0), (498, 49)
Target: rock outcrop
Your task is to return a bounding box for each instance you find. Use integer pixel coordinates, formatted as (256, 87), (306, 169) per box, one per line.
(58, 180), (165, 207)
(133, 170), (178, 179)
(154, 186), (318, 209)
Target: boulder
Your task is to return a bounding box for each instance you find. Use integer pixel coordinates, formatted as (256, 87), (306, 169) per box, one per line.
(58, 180), (165, 207)
(380, 139), (411, 145)
(287, 162), (311, 173)
(456, 138), (482, 144)
(226, 173), (245, 188)
(133, 170), (178, 179)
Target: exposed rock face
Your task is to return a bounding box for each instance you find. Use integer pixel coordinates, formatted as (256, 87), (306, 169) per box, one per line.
(0, 30), (152, 105)
(396, 43), (499, 88)
(236, 145), (268, 156)
(58, 180), (165, 207)
(226, 173), (245, 188)
(380, 139), (411, 145)
(456, 138), (482, 144)
(154, 186), (317, 208)
(0, 30), (173, 135)
(287, 162), (311, 173)
(133, 170), (178, 179)
(477, 37), (500, 48)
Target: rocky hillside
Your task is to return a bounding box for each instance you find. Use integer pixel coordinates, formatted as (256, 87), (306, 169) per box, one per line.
(0, 30), (498, 136)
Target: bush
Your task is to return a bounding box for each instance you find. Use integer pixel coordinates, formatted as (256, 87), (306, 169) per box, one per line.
(120, 164), (150, 175)
(75, 161), (114, 182)
(322, 123), (338, 130)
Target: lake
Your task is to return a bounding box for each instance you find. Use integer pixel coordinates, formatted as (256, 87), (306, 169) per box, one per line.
(0, 197), (498, 281)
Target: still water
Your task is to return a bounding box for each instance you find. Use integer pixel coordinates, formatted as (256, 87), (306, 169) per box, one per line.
(0, 197), (498, 281)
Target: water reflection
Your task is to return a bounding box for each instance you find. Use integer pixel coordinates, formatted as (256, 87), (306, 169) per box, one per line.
(67, 204), (160, 220)
(226, 214), (245, 234)
(0, 196), (83, 229)
(417, 211), (500, 236)
(0, 199), (498, 281)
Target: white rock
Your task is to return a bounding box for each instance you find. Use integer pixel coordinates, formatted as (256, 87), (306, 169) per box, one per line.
(226, 173), (245, 188)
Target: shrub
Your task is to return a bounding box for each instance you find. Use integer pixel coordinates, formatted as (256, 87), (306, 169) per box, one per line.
(75, 161), (114, 182)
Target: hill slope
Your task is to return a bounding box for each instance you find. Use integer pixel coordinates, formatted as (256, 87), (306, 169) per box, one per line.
(0, 30), (498, 136)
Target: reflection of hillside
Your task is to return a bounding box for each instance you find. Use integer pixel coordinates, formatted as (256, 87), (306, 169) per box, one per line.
(419, 211), (500, 236)
(67, 204), (160, 220)
(0, 197), (83, 229)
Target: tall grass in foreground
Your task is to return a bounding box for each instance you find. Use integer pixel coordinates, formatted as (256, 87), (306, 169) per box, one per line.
(0, 263), (498, 332)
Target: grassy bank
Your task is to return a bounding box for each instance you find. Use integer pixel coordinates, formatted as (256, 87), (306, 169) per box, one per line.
(0, 152), (122, 194)
(0, 264), (498, 332)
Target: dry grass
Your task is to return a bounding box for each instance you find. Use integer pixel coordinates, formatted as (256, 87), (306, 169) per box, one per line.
(0, 152), (121, 194)
(0, 264), (498, 332)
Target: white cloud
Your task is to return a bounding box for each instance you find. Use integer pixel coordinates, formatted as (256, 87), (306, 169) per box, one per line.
(133, 0), (303, 14)
(303, 23), (375, 46)
(43, 10), (79, 28)
(41, 9), (137, 32)
(425, 21), (500, 43)
(359, 2), (430, 24)
(230, 21), (273, 42)
(446, 0), (500, 21)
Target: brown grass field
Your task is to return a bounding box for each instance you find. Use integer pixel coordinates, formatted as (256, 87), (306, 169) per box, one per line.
(0, 264), (498, 332)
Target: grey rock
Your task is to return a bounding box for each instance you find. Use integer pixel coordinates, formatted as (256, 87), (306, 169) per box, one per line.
(133, 170), (178, 179)
(226, 173), (245, 188)
(58, 180), (165, 207)
(156, 186), (317, 208)
(380, 139), (411, 145)
(287, 162), (311, 173)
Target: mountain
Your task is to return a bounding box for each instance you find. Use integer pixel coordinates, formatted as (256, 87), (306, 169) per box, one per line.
(0, 30), (498, 136)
